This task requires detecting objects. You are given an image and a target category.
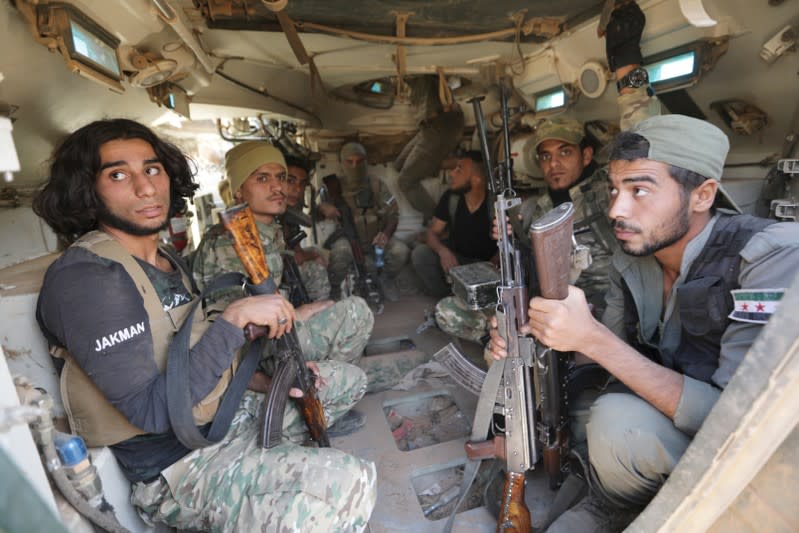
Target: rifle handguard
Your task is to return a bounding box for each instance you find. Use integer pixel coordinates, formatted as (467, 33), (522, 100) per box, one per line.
(530, 202), (574, 300)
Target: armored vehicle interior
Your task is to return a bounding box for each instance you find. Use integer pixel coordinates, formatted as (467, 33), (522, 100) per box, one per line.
(1, 0), (798, 531)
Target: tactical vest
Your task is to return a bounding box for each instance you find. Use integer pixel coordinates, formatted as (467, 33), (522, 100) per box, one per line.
(622, 214), (775, 384)
(52, 231), (240, 447)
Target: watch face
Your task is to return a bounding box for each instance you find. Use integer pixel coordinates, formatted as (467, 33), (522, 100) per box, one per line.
(628, 68), (649, 87)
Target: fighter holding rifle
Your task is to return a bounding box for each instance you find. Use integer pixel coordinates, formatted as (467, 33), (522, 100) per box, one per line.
(441, 81), (579, 533)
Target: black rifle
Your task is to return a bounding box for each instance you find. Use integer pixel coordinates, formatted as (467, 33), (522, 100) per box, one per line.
(219, 204), (329, 449)
(281, 227), (312, 308)
(320, 174), (384, 310)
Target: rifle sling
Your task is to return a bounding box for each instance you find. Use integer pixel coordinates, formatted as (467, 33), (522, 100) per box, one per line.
(443, 358), (505, 533)
(167, 271), (263, 450)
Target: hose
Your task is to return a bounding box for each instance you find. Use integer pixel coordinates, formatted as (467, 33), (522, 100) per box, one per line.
(30, 394), (130, 533)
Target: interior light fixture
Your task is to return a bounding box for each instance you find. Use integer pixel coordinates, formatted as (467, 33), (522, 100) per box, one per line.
(16, 1), (124, 92)
(642, 39), (728, 93)
(534, 87), (568, 113)
(646, 51), (696, 85)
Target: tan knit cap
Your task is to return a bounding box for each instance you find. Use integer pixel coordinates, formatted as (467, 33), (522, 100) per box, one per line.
(222, 142), (286, 206)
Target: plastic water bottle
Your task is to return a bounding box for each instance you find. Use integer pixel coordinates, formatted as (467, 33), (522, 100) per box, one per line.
(374, 245), (385, 269)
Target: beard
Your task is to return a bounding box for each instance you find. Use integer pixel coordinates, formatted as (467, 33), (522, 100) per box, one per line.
(615, 199), (691, 257)
(96, 201), (170, 237)
(341, 162), (367, 192)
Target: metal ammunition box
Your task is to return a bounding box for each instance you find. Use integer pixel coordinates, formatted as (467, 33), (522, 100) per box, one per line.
(450, 262), (501, 310)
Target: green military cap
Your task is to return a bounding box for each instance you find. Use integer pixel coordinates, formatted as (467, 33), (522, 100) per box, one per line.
(533, 117), (585, 152)
(628, 115), (740, 212)
(222, 141), (286, 206)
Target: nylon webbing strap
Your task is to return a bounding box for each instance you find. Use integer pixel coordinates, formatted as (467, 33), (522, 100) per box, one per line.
(167, 272), (262, 450)
(443, 358), (505, 532)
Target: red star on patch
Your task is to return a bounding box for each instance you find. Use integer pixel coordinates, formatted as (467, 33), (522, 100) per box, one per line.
(756, 303), (765, 312)
(741, 303), (749, 311)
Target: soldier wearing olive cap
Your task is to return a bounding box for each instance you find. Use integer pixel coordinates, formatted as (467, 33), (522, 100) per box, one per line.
(439, 1), (661, 351)
(489, 115), (799, 529)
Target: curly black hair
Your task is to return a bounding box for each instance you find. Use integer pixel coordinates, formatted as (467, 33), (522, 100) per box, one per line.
(33, 118), (198, 244)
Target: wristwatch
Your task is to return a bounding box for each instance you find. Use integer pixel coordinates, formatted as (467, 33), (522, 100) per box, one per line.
(616, 67), (649, 93)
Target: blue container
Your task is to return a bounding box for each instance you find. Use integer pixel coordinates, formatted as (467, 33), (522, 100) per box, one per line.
(374, 245), (385, 269)
(54, 432), (88, 467)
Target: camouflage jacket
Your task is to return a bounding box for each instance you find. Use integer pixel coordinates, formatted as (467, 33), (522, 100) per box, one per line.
(192, 219), (287, 306)
(336, 175), (398, 244)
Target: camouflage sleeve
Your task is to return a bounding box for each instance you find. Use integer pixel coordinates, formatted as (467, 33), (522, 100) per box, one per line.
(260, 223), (286, 287)
(617, 86), (661, 131)
(191, 225), (248, 307)
(375, 177), (399, 231)
(516, 195), (546, 247)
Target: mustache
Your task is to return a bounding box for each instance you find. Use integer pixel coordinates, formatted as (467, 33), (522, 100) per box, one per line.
(612, 219), (640, 233)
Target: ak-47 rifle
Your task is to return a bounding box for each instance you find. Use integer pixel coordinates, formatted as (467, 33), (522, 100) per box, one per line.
(320, 174), (384, 310)
(439, 83), (575, 533)
(219, 203), (329, 448)
(281, 227), (312, 308)
(530, 203), (574, 489)
(469, 82), (535, 532)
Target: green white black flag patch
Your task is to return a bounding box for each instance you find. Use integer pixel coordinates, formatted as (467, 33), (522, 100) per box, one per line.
(729, 289), (785, 324)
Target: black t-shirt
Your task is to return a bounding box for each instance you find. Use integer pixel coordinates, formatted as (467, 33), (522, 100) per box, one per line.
(36, 246), (245, 482)
(433, 190), (496, 261)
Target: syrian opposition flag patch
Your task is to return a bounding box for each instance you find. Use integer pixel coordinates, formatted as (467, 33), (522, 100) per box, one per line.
(729, 289), (785, 324)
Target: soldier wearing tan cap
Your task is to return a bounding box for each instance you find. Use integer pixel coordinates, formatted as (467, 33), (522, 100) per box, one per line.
(193, 141), (375, 369)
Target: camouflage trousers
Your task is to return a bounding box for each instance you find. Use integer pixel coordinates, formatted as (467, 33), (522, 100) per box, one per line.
(435, 295), (492, 344)
(130, 362), (376, 533)
(328, 236), (409, 297)
(296, 296), (374, 365)
(298, 256), (332, 301)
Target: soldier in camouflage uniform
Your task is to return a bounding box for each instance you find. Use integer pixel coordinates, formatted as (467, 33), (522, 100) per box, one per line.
(282, 154), (332, 301)
(320, 142), (409, 299)
(193, 142), (374, 366)
(131, 365), (375, 532)
(438, 7), (660, 347)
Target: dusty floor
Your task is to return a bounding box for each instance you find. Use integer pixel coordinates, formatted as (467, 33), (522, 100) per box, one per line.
(334, 294), (558, 532)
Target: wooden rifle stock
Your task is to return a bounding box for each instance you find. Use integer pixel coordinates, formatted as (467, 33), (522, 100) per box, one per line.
(529, 202), (575, 489)
(498, 472), (531, 533)
(219, 203), (330, 448)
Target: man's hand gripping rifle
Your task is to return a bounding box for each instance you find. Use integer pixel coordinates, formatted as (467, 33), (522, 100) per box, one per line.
(467, 83), (535, 532)
(442, 83), (574, 532)
(219, 204), (330, 449)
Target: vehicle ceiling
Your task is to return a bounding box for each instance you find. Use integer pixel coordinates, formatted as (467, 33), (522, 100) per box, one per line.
(1, 0), (798, 194)
(201, 0), (600, 38)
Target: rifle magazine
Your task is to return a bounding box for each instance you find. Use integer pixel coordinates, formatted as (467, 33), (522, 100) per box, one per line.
(258, 361), (297, 449)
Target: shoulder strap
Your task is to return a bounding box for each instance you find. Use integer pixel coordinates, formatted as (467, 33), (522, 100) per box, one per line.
(73, 231), (164, 323)
(166, 271), (261, 450)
